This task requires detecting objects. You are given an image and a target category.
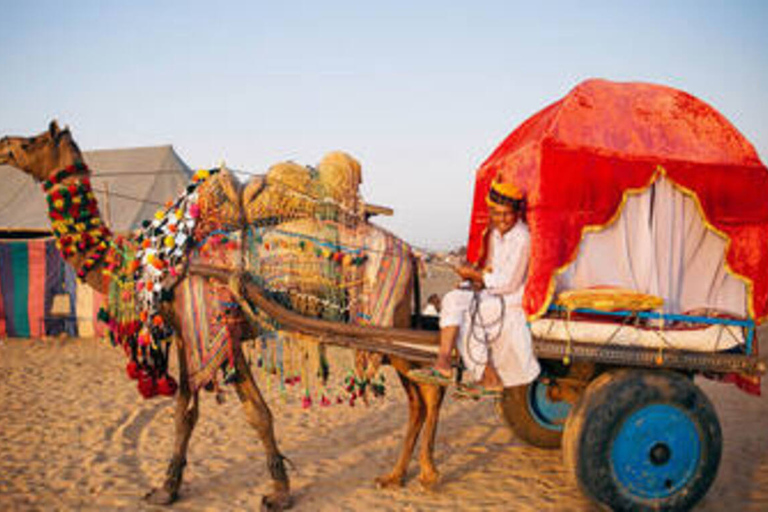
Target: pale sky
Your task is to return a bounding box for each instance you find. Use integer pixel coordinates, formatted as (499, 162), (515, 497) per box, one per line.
(1, 0), (766, 250)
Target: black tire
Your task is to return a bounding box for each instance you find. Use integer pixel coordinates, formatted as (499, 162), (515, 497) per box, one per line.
(498, 378), (572, 449)
(563, 369), (721, 511)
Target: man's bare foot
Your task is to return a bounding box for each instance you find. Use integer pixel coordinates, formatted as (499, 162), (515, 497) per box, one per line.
(479, 366), (504, 390)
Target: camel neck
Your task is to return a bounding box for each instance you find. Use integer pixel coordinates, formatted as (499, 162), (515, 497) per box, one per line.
(44, 162), (113, 293)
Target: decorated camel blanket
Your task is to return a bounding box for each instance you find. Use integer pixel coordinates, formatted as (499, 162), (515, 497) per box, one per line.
(100, 153), (412, 403)
(242, 155), (413, 401)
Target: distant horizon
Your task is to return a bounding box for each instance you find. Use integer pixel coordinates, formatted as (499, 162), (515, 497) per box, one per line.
(2, 1), (766, 250)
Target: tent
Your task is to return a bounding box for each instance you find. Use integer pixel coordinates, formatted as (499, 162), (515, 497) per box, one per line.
(468, 79), (768, 322)
(0, 145), (192, 338)
(1, 145), (192, 233)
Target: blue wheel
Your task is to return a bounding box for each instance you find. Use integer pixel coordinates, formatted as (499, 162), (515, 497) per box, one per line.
(499, 377), (573, 448)
(563, 369), (721, 511)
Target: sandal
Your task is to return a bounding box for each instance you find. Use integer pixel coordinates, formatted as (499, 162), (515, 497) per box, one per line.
(453, 382), (503, 401)
(408, 367), (454, 386)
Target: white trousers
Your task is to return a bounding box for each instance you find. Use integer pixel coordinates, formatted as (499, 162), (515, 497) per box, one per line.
(440, 289), (540, 387)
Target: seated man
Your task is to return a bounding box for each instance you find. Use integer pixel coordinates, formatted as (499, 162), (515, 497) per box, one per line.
(422, 293), (441, 316)
(410, 179), (540, 395)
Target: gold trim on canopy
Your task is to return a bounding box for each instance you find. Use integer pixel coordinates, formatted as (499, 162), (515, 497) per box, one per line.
(531, 165), (759, 324)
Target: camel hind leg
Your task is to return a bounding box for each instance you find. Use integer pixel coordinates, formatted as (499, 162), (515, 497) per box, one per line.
(146, 343), (200, 505)
(415, 380), (445, 489)
(378, 358), (446, 490)
(382, 283), (447, 489)
(375, 359), (426, 488)
(233, 349), (292, 511)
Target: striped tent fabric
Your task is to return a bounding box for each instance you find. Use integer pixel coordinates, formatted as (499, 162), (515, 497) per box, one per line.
(27, 240), (46, 338)
(76, 281), (106, 338)
(0, 238), (104, 338)
(0, 263), (5, 337)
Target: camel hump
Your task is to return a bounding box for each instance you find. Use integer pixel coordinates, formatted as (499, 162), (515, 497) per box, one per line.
(194, 167), (243, 236)
(244, 161), (316, 225)
(317, 150), (362, 215)
(244, 152), (364, 226)
(241, 174), (266, 211)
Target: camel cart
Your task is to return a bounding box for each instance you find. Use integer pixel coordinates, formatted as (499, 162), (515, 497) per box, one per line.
(458, 79), (768, 511)
(204, 80), (767, 511)
(197, 258), (763, 512)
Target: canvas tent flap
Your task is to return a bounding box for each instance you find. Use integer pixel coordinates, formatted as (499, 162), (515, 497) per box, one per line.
(0, 169), (51, 231)
(0, 145), (191, 233)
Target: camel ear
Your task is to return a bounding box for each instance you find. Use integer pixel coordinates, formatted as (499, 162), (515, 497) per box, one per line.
(49, 120), (61, 138)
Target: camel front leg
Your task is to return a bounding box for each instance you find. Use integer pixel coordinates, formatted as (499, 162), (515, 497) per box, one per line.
(233, 350), (292, 511)
(376, 360), (427, 488)
(416, 382), (445, 490)
(146, 349), (200, 505)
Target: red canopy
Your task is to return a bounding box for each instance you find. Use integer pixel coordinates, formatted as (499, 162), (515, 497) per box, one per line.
(468, 79), (768, 322)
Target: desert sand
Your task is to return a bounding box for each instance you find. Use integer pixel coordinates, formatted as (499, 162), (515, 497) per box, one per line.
(1, 265), (766, 511)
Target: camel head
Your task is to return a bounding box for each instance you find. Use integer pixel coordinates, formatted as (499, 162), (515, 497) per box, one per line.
(0, 121), (84, 182)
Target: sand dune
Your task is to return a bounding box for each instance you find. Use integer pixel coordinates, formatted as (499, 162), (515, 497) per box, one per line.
(1, 327), (766, 511)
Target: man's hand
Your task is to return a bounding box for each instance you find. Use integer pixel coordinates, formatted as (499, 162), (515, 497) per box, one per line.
(454, 264), (484, 286)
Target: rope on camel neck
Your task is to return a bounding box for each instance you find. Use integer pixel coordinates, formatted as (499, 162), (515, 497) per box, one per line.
(464, 291), (505, 366)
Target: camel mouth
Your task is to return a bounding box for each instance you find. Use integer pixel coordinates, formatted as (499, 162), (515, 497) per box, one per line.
(0, 137), (14, 166)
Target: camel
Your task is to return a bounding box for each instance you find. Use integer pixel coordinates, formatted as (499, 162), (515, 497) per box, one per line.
(0, 122), (446, 509)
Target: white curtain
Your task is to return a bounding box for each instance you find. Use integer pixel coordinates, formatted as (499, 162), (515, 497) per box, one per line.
(557, 175), (746, 317)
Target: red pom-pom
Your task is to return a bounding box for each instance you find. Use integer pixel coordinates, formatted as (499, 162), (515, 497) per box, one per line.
(126, 360), (140, 380)
(138, 370), (158, 399)
(157, 375), (178, 396)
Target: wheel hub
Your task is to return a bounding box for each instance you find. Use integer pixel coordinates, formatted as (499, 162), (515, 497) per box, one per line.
(610, 404), (702, 499)
(528, 379), (571, 431)
(650, 442), (671, 466)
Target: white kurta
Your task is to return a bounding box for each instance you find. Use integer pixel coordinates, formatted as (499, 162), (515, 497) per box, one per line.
(440, 223), (540, 387)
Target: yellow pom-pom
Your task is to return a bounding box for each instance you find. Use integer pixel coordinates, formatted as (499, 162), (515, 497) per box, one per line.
(154, 211), (164, 221)
(164, 236), (175, 248)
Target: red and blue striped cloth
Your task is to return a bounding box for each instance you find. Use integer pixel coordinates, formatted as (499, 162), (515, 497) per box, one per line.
(0, 238), (104, 338)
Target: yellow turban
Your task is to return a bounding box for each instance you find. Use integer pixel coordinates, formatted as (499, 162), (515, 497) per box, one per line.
(487, 179), (524, 207)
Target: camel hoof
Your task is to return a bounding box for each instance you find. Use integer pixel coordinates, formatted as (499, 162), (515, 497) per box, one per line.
(144, 487), (178, 506)
(374, 473), (404, 489)
(418, 472), (440, 491)
(260, 492), (293, 511)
